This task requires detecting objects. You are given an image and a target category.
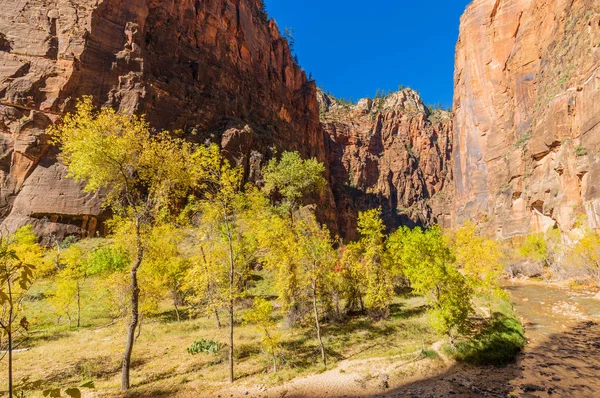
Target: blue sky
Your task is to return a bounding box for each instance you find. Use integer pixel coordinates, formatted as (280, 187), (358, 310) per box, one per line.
(264, 0), (472, 108)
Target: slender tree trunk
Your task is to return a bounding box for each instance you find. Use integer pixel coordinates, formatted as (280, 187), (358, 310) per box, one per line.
(7, 325), (12, 398)
(121, 223), (144, 391)
(7, 277), (13, 398)
(76, 281), (81, 328)
(174, 302), (180, 322)
(215, 309), (222, 329)
(227, 229), (235, 383)
(311, 280), (326, 367)
(228, 299), (234, 383)
(272, 353), (277, 373)
(136, 314), (143, 340)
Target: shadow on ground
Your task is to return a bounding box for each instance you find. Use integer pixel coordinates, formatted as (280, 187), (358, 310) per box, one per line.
(284, 321), (600, 398)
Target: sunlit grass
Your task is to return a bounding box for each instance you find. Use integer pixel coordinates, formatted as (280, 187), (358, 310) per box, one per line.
(1, 275), (442, 396)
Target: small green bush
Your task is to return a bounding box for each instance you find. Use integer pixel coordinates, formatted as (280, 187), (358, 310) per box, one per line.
(575, 145), (587, 157)
(421, 349), (440, 360)
(187, 338), (224, 355)
(515, 132), (532, 148)
(453, 313), (526, 366)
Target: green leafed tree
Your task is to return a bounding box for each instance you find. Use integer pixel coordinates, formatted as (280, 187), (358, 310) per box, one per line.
(262, 151), (326, 219)
(389, 226), (473, 344)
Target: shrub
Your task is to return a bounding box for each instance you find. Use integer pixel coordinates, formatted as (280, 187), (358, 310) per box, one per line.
(453, 313), (526, 366)
(187, 338), (224, 355)
(421, 349), (440, 360)
(575, 145), (587, 157)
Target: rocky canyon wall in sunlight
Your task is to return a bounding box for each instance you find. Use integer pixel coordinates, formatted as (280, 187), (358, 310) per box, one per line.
(2, 0), (599, 240)
(0, 0), (336, 238)
(453, 0), (600, 237)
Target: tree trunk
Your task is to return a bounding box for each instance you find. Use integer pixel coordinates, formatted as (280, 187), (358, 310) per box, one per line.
(136, 314), (143, 340)
(7, 324), (12, 398)
(121, 224), (144, 391)
(312, 280), (326, 367)
(215, 309), (222, 329)
(226, 225), (235, 383)
(7, 277), (13, 398)
(272, 353), (277, 373)
(76, 281), (81, 328)
(174, 302), (180, 322)
(228, 299), (234, 383)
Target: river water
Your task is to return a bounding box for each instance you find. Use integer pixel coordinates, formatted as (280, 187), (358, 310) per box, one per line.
(506, 282), (600, 340)
(503, 281), (600, 397)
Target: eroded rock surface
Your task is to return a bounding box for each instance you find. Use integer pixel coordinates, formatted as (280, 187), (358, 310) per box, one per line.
(0, 0), (336, 238)
(320, 89), (453, 239)
(453, 0), (600, 237)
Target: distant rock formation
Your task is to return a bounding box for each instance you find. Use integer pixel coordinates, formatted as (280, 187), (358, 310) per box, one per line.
(319, 89), (453, 239)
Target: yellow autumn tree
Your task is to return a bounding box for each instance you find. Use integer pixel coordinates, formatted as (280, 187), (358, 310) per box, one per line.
(49, 244), (88, 328)
(452, 222), (506, 314)
(0, 226), (44, 397)
(355, 209), (394, 319)
(243, 298), (281, 373)
(51, 97), (210, 390)
(255, 153), (328, 324)
(571, 227), (600, 284)
(142, 224), (191, 322)
(188, 146), (256, 383)
(295, 212), (337, 366)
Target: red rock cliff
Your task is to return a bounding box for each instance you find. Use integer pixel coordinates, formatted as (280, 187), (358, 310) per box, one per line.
(0, 0), (336, 238)
(320, 89), (453, 239)
(453, 0), (600, 237)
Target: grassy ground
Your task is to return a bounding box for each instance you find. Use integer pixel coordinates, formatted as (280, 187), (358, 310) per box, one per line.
(0, 277), (441, 397)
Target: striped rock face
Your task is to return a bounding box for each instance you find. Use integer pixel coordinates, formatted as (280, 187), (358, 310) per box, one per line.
(452, 0), (600, 237)
(319, 89), (453, 240)
(0, 0), (337, 240)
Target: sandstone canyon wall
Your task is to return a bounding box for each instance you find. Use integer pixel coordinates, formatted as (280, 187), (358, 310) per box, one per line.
(453, 0), (600, 237)
(3, 0), (598, 242)
(320, 89), (453, 239)
(0, 0), (336, 238)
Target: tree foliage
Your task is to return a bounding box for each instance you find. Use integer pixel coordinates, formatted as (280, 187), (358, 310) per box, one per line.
(262, 151), (326, 215)
(51, 97), (211, 391)
(452, 222), (506, 310)
(388, 226), (473, 340)
(0, 226), (44, 397)
(571, 228), (600, 283)
(243, 298), (281, 372)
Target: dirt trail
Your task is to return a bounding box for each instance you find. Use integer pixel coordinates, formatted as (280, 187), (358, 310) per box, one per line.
(207, 282), (600, 398)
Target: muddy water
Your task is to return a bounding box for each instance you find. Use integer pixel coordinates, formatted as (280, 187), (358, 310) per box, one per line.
(379, 282), (600, 398)
(505, 282), (600, 341)
(504, 281), (600, 397)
